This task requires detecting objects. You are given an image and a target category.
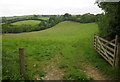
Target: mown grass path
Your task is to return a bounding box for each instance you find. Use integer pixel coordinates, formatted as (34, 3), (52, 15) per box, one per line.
(34, 54), (108, 80)
(34, 55), (64, 80)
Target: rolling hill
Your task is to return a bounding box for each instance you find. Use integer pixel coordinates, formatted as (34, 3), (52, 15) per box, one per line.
(4, 21), (98, 40)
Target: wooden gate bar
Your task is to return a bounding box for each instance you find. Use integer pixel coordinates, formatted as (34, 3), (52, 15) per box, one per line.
(94, 34), (118, 67)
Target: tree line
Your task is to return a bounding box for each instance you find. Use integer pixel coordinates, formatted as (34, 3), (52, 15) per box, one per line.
(2, 13), (100, 33)
(1, 15), (46, 23)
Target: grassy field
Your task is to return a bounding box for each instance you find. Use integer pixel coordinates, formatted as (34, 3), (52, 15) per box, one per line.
(38, 17), (49, 20)
(2, 21), (117, 80)
(11, 20), (41, 26)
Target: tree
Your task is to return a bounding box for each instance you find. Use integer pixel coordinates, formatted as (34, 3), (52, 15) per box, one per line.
(96, 2), (120, 41)
(39, 21), (49, 29)
(63, 13), (72, 21)
(79, 13), (97, 23)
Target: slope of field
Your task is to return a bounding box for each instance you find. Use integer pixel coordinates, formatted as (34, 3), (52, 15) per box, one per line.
(4, 21), (98, 40)
(2, 21), (117, 80)
(11, 20), (41, 26)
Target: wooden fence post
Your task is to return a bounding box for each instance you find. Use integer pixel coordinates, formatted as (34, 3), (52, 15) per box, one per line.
(114, 35), (118, 66)
(115, 43), (120, 67)
(19, 48), (25, 78)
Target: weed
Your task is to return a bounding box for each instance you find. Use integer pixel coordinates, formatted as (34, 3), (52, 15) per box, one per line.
(38, 70), (46, 77)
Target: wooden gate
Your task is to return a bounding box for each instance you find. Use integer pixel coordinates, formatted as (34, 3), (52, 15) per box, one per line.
(94, 34), (119, 67)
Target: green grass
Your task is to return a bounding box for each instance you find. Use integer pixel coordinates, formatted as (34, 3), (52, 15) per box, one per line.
(38, 17), (49, 20)
(2, 21), (118, 80)
(11, 20), (41, 26)
(4, 21), (98, 39)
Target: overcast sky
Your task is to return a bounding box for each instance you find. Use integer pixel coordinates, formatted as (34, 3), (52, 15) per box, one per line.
(0, 0), (103, 17)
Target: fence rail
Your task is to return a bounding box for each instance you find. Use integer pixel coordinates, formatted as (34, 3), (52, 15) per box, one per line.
(94, 34), (119, 67)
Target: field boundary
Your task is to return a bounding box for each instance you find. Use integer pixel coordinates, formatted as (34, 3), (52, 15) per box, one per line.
(94, 34), (120, 67)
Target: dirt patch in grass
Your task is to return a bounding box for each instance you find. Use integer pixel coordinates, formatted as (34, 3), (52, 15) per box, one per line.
(80, 62), (109, 80)
(34, 74), (41, 80)
(43, 55), (65, 80)
(43, 55), (64, 80)
(34, 54), (64, 80)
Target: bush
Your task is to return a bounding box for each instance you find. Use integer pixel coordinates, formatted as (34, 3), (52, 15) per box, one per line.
(2, 23), (42, 33)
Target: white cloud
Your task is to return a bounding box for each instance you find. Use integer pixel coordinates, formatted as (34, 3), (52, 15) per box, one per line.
(0, 0), (103, 16)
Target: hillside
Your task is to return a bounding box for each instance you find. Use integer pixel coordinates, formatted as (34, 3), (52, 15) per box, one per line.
(2, 21), (116, 80)
(11, 20), (41, 26)
(4, 21), (98, 39)
(2, 13), (98, 33)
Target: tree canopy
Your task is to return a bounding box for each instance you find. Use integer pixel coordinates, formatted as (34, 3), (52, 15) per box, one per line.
(96, 1), (120, 41)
